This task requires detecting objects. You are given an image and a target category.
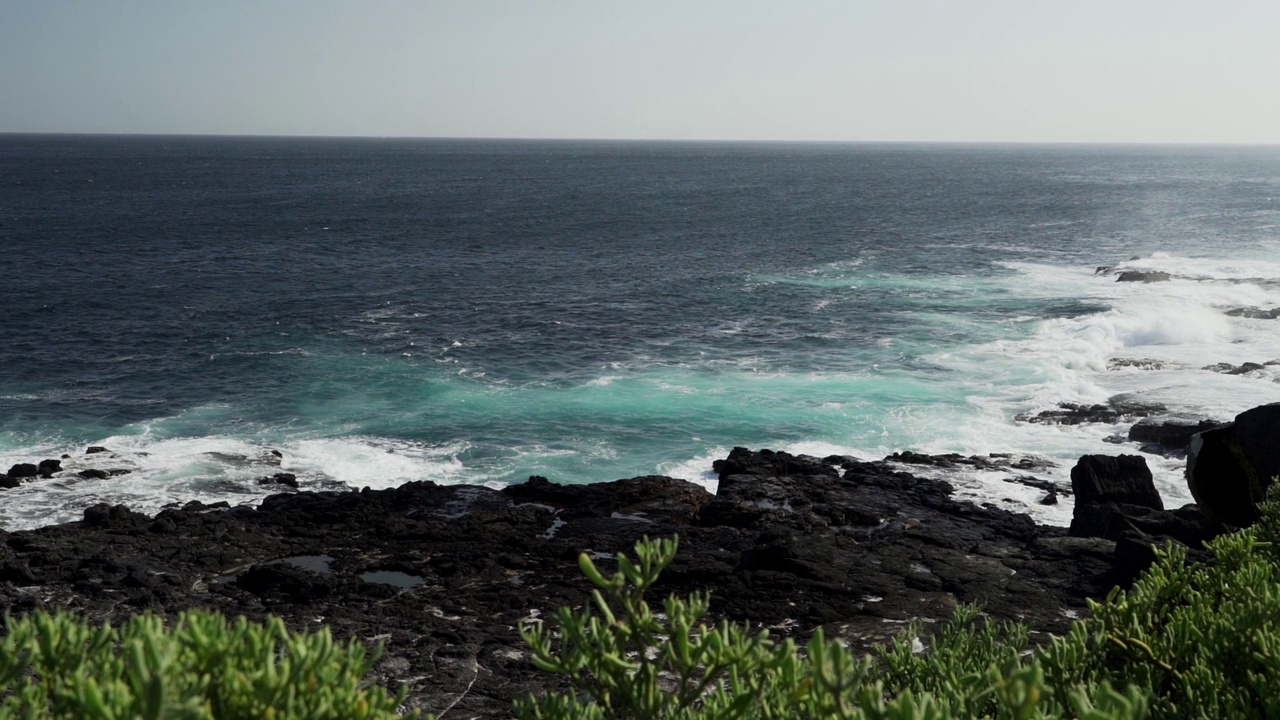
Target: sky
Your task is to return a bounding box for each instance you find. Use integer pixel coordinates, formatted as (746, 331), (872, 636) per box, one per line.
(2, 0), (1278, 143)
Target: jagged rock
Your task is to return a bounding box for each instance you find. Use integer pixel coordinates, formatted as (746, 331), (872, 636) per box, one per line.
(78, 469), (109, 480)
(1017, 398), (1167, 425)
(85, 446), (109, 454)
(37, 459), (62, 476)
(1107, 358), (1167, 371)
(1188, 403), (1280, 526)
(1115, 271), (1171, 283)
(1128, 417), (1223, 456)
(886, 451), (1054, 473)
(1226, 307), (1280, 319)
(1203, 361), (1267, 375)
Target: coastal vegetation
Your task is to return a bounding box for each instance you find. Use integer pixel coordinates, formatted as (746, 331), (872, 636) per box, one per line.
(0, 497), (1276, 718)
(520, 496), (1280, 719)
(0, 612), (406, 719)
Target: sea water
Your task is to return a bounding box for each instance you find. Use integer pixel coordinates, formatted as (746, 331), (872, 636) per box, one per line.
(2, 136), (1279, 529)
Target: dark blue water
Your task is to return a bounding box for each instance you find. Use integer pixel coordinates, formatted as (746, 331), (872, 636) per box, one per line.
(3, 135), (1280, 528)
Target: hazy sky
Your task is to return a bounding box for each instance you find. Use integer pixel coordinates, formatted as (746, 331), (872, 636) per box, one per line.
(2, 0), (1278, 143)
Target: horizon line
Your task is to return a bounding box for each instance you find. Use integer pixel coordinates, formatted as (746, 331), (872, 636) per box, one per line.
(2, 131), (1279, 149)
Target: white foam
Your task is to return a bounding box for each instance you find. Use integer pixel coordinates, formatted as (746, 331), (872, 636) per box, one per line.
(904, 253), (1280, 520)
(0, 433), (476, 531)
(659, 447), (727, 494)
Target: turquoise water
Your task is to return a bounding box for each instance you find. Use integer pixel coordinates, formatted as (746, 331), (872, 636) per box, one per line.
(3, 137), (1280, 528)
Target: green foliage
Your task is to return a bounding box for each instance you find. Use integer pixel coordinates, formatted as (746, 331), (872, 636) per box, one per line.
(1039, 495), (1280, 718)
(516, 537), (1109, 720)
(0, 610), (417, 720)
(522, 499), (1280, 720)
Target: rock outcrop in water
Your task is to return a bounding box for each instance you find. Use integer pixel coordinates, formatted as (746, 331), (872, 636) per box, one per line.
(1015, 397), (1167, 426)
(1225, 306), (1280, 320)
(1114, 270), (1172, 283)
(0, 447), (1197, 716)
(1127, 417), (1223, 457)
(1188, 403), (1280, 526)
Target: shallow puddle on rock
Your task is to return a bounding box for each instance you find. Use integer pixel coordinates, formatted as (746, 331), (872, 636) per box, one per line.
(210, 555), (335, 585)
(284, 555), (335, 573)
(361, 570), (425, 588)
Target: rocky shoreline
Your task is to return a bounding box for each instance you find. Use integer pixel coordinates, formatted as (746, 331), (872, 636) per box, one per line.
(1, 429), (1248, 717)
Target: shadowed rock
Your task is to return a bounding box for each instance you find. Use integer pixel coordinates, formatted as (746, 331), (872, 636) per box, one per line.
(1069, 455), (1161, 511)
(6, 463), (38, 479)
(1188, 403), (1280, 527)
(1128, 417), (1223, 457)
(1068, 454), (1223, 584)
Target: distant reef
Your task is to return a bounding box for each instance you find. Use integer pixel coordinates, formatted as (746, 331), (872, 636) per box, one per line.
(3, 404), (1279, 715)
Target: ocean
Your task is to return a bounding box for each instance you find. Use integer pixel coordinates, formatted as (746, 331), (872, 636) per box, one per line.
(3, 135), (1279, 530)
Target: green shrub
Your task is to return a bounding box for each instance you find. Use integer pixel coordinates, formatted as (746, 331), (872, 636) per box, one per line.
(519, 495), (1280, 720)
(515, 537), (1133, 720)
(0, 610), (417, 720)
(1038, 496), (1280, 717)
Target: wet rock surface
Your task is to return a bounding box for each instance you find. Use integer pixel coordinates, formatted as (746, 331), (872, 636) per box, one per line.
(1202, 360), (1278, 376)
(1225, 306), (1280, 320)
(1016, 397), (1168, 426)
(0, 448), (1191, 716)
(1127, 417), (1223, 457)
(1114, 270), (1171, 283)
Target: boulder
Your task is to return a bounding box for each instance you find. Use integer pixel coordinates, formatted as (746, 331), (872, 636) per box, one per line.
(1066, 453), (1224, 585)
(1115, 271), (1171, 283)
(37, 459), (62, 477)
(1187, 403), (1280, 526)
(1069, 455), (1162, 510)
(78, 469), (109, 480)
(6, 463), (39, 479)
(85, 446), (109, 454)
